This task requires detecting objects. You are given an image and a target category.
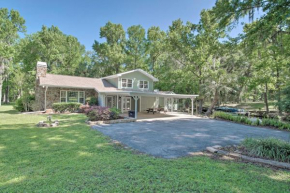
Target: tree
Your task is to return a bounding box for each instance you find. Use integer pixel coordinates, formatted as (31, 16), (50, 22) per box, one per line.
(213, 0), (290, 37)
(18, 26), (85, 75)
(146, 26), (167, 74)
(213, 0), (290, 114)
(93, 22), (126, 75)
(280, 84), (290, 113)
(125, 25), (146, 70)
(0, 8), (25, 105)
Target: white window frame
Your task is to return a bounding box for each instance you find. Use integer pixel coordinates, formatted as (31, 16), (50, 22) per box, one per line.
(60, 90), (67, 102)
(78, 91), (85, 104)
(121, 78), (133, 88)
(138, 80), (149, 90)
(60, 90), (86, 104)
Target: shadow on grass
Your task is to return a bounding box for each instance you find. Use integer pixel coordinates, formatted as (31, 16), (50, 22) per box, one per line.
(0, 109), (19, 114)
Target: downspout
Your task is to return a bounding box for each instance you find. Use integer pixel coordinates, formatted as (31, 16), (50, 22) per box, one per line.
(44, 86), (48, 111)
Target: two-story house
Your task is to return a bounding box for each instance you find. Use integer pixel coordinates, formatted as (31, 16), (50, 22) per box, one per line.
(35, 62), (198, 118)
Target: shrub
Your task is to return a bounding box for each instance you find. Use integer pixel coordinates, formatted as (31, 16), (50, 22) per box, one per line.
(242, 138), (290, 163)
(84, 105), (100, 115)
(85, 106), (121, 121)
(52, 102), (81, 113)
(260, 118), (290, 130)
(213, 111), (290, 130)
(282, 114), (290, 122)
(87, 97), (98, 106)
(213, 111), (253, 125)
(109, 107), (121, 120)
(13, 95), (35, 112)
(280, 84), (290, 113)
(87, 106), (111, 121)
(79, 104), (90, 113)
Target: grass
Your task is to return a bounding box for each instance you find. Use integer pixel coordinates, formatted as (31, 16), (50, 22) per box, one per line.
(0, 105), (290, 192)
(226, 101), (277, 111)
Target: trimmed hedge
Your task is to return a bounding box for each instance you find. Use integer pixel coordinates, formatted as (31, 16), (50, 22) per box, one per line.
(213, 111), (290, 130)
(88, 97), (98, 106)
(52, 102), (82, 113)
(213, 111), (252, 125)
(242, 138), (290, 163)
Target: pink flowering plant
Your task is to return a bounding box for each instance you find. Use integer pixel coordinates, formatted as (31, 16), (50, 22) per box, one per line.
(85, 106), (120, 121)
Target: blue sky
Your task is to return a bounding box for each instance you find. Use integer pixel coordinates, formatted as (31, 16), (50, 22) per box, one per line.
(2, 0), (247, 50)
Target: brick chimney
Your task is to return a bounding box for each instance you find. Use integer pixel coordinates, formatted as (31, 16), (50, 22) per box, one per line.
(36, 61), (47, 78)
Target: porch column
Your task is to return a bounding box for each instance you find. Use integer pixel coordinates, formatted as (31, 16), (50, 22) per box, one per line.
(139, 96), (142, 112)
(117, 94), (119, 109)
(171, 98), (174, 112)
(156, 97), (159, 108)
(132, 96), (140, 119)
(104, 94), (107, 107)
(121, 96), (123, 113)
(164, 97), (167, 112)
(191, 97), (194, 116)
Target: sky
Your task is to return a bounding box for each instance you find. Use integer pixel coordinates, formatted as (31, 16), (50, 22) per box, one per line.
(2, 0), (247, 50)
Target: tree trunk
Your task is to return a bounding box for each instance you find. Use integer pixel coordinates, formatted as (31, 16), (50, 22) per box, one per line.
(206, 89), (219, 116)
(276, 66), (282, 115)
(253, 89), (257, 102)
(4, 76), (9, 104)
(115, 64), (120, 74)
(198, 99), (203, 114)
(264, 82), (269, 113)
(198, 78), (203, 114)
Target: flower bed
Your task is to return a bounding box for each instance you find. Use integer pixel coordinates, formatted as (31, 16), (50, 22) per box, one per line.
(82, 106), (124, 121)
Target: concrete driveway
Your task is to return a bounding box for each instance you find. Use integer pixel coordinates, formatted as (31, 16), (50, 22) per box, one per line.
(92, 117), (290, 158)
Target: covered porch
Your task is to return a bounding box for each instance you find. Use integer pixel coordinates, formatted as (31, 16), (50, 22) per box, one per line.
(99, 91), (198, 119)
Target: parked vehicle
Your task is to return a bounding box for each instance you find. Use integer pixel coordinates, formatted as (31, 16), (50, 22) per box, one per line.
(234, 109), (250, 117)
(215, 106), (250, 116)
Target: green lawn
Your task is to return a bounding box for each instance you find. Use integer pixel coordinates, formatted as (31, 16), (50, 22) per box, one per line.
(226, 101), (277, 111)
(0, 105), (289, 192)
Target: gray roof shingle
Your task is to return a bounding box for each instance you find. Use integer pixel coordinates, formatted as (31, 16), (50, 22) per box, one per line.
(39, 74), (118, 92)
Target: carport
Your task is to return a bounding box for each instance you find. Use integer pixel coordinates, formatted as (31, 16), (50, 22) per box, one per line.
(100, 90), (198, 119)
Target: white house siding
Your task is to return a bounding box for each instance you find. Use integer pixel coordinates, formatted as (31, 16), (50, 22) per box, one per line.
(159, 97), (164, 108)
(141, 96), (156, 111)
(98, 93), (105, 107)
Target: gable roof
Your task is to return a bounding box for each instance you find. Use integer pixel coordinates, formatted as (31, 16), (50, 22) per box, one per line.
(39, 74), (118, 92)
(101, 69), (159, 82)
(38, 74), (198, 98)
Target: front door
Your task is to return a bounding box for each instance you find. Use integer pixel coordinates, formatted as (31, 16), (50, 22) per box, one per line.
(122, 97), (131, 112)
(106, 96), (113, 108)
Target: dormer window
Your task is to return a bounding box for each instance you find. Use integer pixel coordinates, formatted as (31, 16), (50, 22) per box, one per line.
(121, 78), (133, 88)
(139, 80), (149, 89)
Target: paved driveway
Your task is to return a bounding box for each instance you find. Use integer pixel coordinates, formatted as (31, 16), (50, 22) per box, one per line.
(92, 117), (290, 158)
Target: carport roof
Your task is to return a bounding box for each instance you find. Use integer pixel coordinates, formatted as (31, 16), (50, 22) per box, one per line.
(102, 90), (198, 98)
